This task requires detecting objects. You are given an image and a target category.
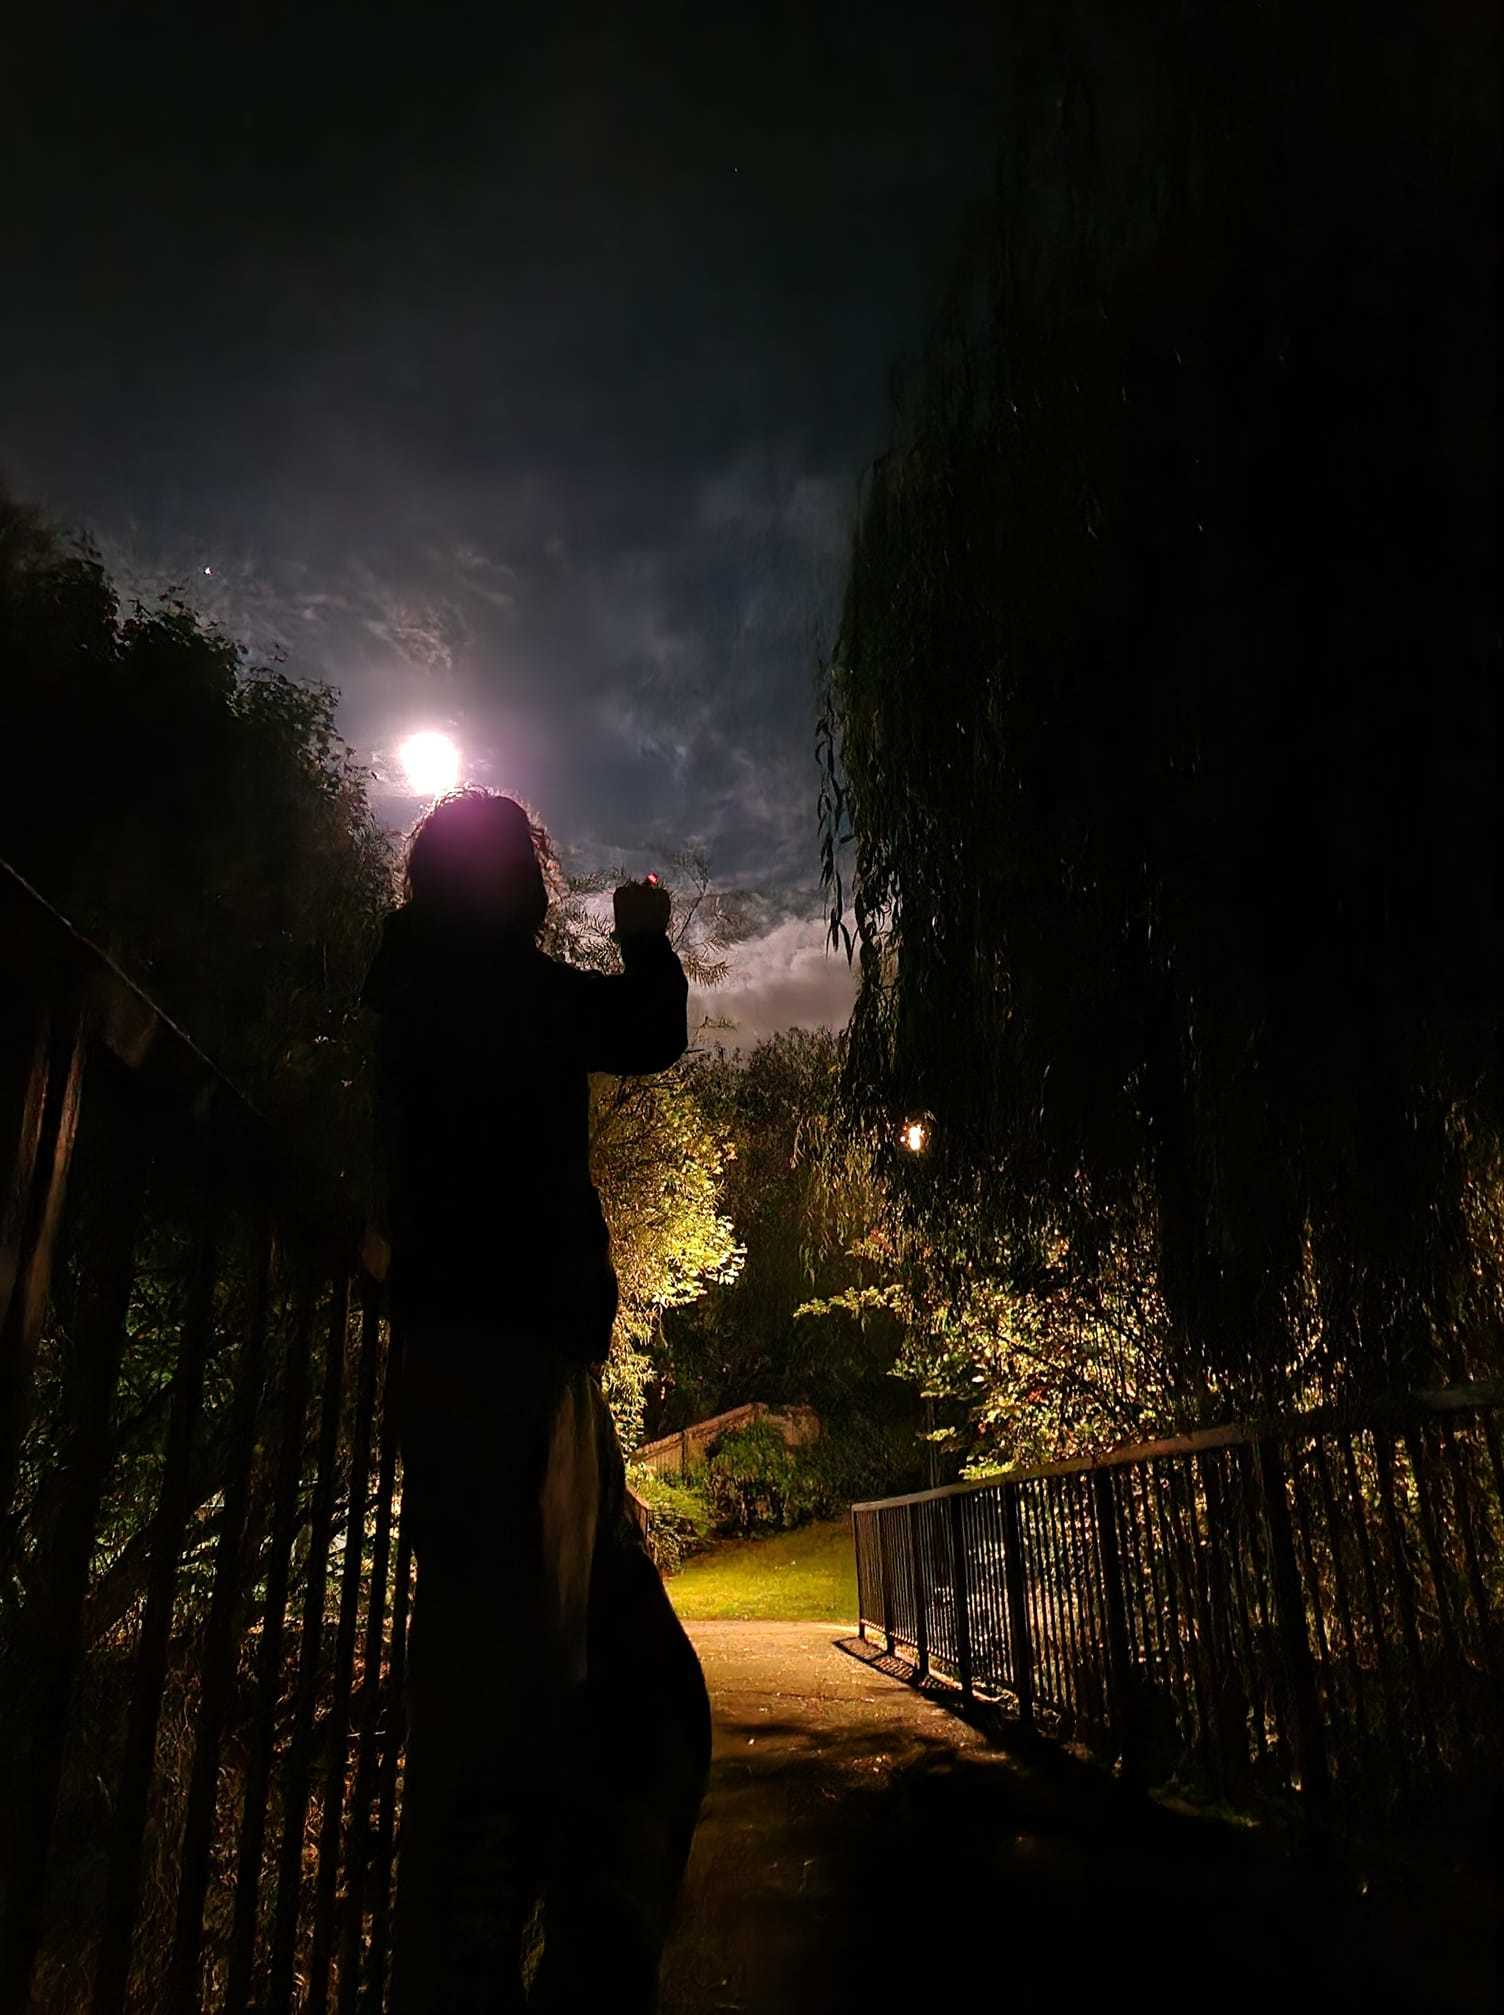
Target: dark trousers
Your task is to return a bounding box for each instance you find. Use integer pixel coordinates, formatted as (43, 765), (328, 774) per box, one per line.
(388, 1323), (710, 2014)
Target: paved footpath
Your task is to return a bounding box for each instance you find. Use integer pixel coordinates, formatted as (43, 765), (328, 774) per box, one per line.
(659, 1621), (1496, 2015)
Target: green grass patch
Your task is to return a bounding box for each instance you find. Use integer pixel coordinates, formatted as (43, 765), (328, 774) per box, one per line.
(664, 1517), (857, 1622)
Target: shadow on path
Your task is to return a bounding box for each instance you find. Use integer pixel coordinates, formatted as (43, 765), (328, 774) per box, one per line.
(660, 1622), (1496, 2015)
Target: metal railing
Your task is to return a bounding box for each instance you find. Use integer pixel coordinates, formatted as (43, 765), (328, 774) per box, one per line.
(852, 1389), (1504, 1829)
(0, 861), (411, 2014)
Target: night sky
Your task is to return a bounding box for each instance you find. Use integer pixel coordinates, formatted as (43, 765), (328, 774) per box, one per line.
(3, 1), (999, 1040)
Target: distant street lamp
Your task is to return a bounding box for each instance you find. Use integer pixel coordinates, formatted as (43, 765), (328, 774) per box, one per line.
(900, 1117), (928, 1155)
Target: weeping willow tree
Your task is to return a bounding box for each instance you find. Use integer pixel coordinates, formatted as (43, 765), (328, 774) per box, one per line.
(821, 2), (1500, 1426)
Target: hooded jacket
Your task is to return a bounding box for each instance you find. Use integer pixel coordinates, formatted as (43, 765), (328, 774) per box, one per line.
(363, 906), (689, 1352)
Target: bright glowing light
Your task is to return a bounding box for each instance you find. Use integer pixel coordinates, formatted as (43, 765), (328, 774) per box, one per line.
(400, 731), (460, 797)
(901, 1119), (928, 1154)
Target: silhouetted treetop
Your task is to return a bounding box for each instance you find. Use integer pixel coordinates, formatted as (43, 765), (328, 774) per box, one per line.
(0, 490), (394, 1194)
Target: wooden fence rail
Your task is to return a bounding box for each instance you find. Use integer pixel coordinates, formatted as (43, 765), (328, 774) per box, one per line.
(0, 860), (409, 2014)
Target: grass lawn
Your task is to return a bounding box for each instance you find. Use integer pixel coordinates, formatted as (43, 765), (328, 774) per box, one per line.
(664, 1517), (857, 1622)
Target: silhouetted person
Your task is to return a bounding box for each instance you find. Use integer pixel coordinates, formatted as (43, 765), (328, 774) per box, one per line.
(364, 789), (711, 2015)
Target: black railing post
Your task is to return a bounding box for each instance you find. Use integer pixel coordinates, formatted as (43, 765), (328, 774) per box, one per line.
(0, 994), (85, 1527)
(227, 1276), (322, 2015)
(261, 1278), (357, 2014)
(947, 1492), (973, 1701)
(365, 1494), (415, 2015)
(1, 1135), (140, 2015)
(1000, 1484), (1034, 1727)
(910, 1502), (930, 1680)
(94, 1196), (223, 2015)
(306, 1289), (383, 2015)
(1092, 1466), (1138, 1773)
(852, 1509), (866, 1641)
(1370, 1430), (1439, 1771)
(338, 1307), (402, 2015)
(1256, 1436), (1330, 1813)
(878, 1510), (895, 1654)
(165, 1221), (276, 2015)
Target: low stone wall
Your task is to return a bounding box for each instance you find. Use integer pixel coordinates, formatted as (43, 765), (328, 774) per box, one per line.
(634, 1400), (820, 1479)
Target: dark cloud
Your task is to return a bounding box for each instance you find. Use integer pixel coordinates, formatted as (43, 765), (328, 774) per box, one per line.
(2, 0), (997, 1034)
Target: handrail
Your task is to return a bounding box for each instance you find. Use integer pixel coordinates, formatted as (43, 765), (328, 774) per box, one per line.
(1, 858), (403, 2015)
(851, 1379), (1504, 1511)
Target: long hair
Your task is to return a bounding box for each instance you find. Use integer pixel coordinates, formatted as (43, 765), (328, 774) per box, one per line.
(400, 788), (558, 935)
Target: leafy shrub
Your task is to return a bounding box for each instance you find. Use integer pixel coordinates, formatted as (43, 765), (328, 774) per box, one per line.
(703, 1421), (797, 1534)
(700, 1415), (924, 1535)
(627, 1465), (713, 1575)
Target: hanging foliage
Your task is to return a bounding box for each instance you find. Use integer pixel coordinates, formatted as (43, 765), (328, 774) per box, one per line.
(821, 2), (1501, 1419)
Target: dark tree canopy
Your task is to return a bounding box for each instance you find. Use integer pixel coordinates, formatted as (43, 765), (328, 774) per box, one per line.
(0, 492), (394, 1194)
(822, 3), (1500, 1413)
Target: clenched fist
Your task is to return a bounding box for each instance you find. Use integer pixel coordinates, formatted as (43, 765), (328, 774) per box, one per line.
(612, 877), (672, 937)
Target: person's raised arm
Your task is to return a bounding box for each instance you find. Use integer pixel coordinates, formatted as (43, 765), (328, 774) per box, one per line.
(576, 879), (689, 1075)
